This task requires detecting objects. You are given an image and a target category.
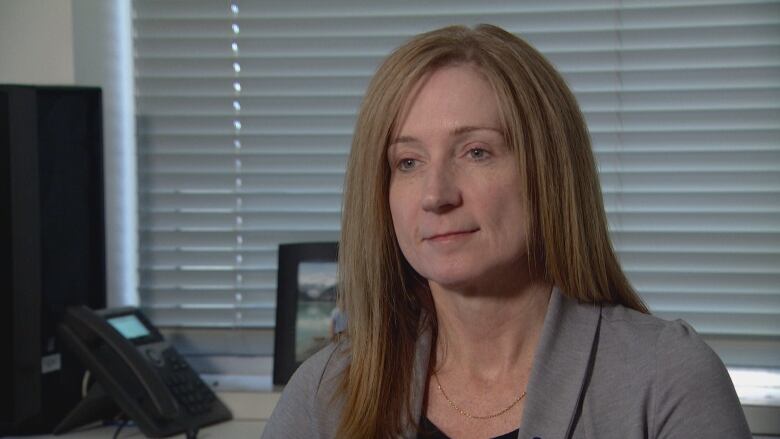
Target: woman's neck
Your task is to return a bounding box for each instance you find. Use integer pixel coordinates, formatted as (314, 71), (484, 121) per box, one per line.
(430, 278), (552, 381)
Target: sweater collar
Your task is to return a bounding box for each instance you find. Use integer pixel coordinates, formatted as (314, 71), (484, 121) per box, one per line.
(517, 287), (602, 439)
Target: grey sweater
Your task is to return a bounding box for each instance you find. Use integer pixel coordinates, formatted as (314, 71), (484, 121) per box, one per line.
(263, 288), (751, 438)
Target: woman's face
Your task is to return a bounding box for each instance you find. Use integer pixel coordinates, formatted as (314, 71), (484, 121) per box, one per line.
(388, 64), (529, 292)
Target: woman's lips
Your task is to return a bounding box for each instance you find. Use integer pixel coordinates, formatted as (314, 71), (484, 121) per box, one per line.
(424, 228), (479, 241)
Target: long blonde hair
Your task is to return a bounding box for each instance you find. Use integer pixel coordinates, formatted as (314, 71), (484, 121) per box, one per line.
(337, 24), (647, 438)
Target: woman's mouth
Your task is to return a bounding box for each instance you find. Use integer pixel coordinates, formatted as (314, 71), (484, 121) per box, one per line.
(424, 228), (479, 242)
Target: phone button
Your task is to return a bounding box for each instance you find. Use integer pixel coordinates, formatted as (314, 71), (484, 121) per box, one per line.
(145, 348), (165, 367)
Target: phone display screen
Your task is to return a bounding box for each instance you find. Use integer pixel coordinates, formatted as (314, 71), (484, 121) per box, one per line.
(108, 314), (151, 340)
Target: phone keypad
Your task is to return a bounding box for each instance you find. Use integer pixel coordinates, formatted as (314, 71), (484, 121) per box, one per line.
(161, 349), (218, 415)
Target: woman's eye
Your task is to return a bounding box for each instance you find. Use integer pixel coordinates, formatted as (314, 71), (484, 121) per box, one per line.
(468, 148), (489, 160)
(397, 158), (418, 171)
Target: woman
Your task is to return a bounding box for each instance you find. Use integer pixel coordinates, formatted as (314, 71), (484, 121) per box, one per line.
(263, 25), (750, 439)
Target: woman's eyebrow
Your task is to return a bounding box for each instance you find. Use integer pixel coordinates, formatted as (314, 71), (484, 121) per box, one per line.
(390, 125), (503, 146)
(451, 125), (503, 137)
(389, 135), (419, 146)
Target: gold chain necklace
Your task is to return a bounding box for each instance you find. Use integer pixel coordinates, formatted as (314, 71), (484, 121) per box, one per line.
(433, 372), (527, 420)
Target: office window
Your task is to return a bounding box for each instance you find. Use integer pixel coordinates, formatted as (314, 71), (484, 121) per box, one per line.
(133, 0), (780, 382)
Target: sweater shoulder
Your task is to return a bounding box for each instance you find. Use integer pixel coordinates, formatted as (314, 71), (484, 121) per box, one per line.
(592, 303), (750, 438)
(262, 341), (349, 438)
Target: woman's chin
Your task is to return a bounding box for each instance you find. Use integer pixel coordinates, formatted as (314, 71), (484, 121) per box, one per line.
(421, 259), (534, 296)
(424, 270), (490, 294)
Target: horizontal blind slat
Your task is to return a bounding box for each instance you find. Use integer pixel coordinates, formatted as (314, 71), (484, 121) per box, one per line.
(139, 230), (340, 249)
(135, 67), (780, 94)
(137, 88), (780, 115)
(134, 2), (780, 35)
(134, 46), (780, 77)
(140, 192), (343, 211)
(133, 24), (780, 57)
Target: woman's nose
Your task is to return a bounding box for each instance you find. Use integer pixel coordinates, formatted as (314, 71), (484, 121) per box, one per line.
(421, 164), (462, 213)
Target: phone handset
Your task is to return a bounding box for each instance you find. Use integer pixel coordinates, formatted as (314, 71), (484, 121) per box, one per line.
(66, 306), (180, 419)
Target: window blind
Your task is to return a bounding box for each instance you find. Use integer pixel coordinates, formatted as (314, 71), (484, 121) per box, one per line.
(133, 0), (780, 375)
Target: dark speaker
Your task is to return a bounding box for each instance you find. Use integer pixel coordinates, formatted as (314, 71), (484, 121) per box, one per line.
(0, 85), (106, 435)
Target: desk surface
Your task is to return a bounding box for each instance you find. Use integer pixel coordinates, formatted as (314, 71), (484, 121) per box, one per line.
(9, 392), (279, 439)
(20, 420), (265, 438)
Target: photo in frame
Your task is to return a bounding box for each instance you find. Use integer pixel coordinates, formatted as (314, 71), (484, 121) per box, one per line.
(273, 242), (342, 385)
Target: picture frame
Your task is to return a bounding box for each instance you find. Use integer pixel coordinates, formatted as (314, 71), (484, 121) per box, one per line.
(273, 242), (341, 385)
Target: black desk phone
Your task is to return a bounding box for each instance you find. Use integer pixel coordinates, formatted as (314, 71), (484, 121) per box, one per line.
(54, 306), (232, 437)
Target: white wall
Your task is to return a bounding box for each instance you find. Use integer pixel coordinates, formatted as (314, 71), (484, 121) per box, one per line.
(0, 0), (75, 84)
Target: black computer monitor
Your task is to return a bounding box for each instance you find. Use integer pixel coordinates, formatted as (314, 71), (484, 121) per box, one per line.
(0, 85), (106, 435)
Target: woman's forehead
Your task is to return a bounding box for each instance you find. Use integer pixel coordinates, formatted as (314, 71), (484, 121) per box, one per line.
(391, 64), (504, 139)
